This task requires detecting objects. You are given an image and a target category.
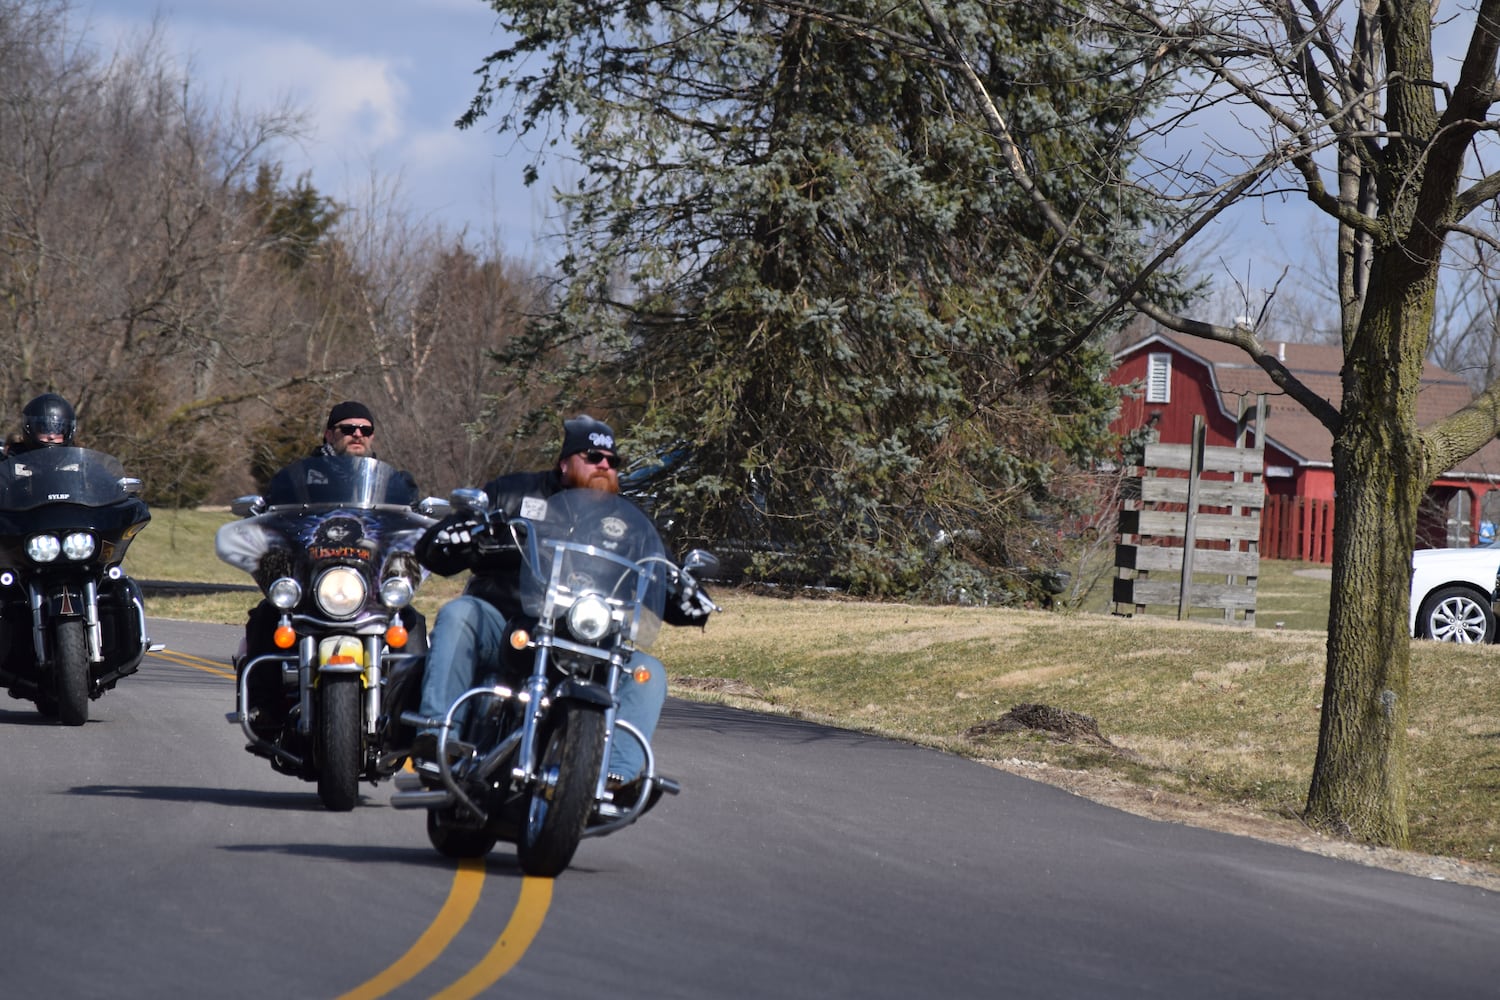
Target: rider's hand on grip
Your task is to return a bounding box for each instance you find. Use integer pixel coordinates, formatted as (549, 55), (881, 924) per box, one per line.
(471, 511), (509, 554)
(417, 512), (486, 576)
(434, 517), (482, 550)
(670, 580), (717, 625)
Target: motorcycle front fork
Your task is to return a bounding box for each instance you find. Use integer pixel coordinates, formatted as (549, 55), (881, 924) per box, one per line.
(25, 579), (104, 665)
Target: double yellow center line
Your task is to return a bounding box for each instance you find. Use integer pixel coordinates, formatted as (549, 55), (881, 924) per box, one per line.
(339, 860), (554, 999)
(146, 647), (555, 995)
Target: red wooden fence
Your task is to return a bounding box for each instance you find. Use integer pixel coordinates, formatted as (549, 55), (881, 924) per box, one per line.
(1260, 494), (1334, 563)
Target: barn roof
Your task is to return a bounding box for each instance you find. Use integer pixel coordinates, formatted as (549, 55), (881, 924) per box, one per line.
(1114, 333), (1500, 480)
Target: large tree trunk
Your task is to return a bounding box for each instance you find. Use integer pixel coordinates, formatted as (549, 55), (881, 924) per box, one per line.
(1305, 269), (1434, 847)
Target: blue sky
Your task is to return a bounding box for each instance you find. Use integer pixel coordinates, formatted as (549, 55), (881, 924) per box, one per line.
(82, 0), (554, 261)
(77, 1), (1314, 312)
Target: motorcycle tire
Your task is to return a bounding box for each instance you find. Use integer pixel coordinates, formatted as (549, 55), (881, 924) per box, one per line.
(426, 810), (497, 859)
(54, 618), (89, 727)
(316, 673), (362, 811)
(515, 703), (606, 878)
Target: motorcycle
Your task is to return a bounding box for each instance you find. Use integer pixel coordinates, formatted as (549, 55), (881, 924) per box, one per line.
(216, 454), (447, 811)
(390, 487), (718, 877)
(0, 446), (153, 725)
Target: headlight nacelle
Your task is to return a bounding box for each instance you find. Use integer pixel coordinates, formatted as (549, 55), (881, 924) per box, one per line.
(26, 532), (98, 563)
(380, 575), (414, 610)
(63, 532), (96, 561)
(566, 594), (614, 643)
(314, 566), (368, 619)
(26, 534), (61, 563)
(268, 577), (302, 610)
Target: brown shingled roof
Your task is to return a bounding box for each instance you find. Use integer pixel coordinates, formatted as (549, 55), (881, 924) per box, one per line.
(1125, 333), (1500, 480)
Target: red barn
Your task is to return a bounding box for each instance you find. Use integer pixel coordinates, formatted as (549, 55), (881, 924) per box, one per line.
(1109, 333), (1500, 561)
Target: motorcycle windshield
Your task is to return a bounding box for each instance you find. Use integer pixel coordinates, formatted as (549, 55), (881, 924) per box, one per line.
(215, 456), (429, 593)
(0, 447), (134, 510)
(515, 490), (669, 649)
(263, 455), (419, 509)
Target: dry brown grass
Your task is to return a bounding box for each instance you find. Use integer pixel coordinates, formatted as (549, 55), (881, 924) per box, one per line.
(128, 510), (1500, 882)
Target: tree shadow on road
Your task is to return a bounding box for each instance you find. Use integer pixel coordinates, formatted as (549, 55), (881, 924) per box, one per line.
(68, 782), (340, 811)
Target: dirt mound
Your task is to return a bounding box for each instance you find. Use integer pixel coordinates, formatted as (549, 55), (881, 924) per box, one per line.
(966, 702), (1123, 752)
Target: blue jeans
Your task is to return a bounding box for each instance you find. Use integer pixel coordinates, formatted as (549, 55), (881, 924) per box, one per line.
(417, 595), (667, 780)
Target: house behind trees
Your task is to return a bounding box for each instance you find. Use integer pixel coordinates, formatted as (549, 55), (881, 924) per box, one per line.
(1110, 334), (1500, 559)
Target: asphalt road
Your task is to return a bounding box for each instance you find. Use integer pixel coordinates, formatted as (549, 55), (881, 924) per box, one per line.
(2, 617), (1498, 999)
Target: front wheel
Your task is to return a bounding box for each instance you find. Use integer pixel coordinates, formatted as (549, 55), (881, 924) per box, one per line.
(316, 674), (362, 811)
(54, 618), (89, 726)
(516, 704), (606, 878)
(1418, 585), (1495, 644)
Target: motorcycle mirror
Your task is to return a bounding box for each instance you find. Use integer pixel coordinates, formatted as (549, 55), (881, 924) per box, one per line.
(119, 477), (143, 497)
(416, 496), (452, 519)
(449, 486), (490, 515)
(682, 549), (719, 576)
(230, 495), (266, 517)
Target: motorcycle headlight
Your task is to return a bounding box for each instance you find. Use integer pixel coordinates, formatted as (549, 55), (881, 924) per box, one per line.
(26, 534), (60, 563)
(314, 566), (367, 619)
(268, 577), (302, 610)
(567, 594), (614, 643)
(62, 532), (96, 561)
(380, 575), (414, 609)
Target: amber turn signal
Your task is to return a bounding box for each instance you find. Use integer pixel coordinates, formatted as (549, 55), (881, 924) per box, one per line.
(509, 629), (530, 650)
(387, 623), (408, 648)
(632, 664), (651, 684)
(273, 625), (296, 649)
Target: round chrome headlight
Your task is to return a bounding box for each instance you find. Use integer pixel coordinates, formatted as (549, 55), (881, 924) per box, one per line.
(268, 577), (302, 610)
(380, 575), (414, 609)
(566, 594), (613, 643)
(314, 566), (367, 619)
(26, 534), (60, 563)
(62, 532), (96, 561)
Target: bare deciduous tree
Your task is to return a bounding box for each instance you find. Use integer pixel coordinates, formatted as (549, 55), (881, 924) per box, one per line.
(910, 0), (1500, 845)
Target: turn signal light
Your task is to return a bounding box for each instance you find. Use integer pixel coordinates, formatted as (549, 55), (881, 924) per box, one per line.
(633, 664), (652, 684)
(273, 624), (296, 649)
(509, 629), (530, 650)
(387, 623), (408, 648)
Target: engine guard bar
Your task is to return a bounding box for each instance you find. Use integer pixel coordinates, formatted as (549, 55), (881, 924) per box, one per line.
(394, 684), (514, 821)
(583, 719), (679, 838)
(235, 653), (303, 769)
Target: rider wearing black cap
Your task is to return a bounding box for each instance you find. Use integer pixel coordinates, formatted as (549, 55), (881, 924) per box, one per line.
(412, 414), (711, 787)
(239, 400), (424, 736)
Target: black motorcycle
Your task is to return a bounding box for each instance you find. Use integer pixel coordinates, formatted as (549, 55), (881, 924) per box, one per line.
(391, 487), (717, 876)
(0, 446), (153, 725)
(217, 454), (446, 811)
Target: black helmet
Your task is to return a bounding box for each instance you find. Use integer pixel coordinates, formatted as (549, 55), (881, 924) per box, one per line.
(21, 393), (76, 447)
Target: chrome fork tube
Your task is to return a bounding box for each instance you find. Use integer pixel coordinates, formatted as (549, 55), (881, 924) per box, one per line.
(594, 653), (626, 798)
(297, 634), (317, 734)
(364, 634), (382, 735)
(26, 583), (46, 662)
(83, 578), (103, 663)
(515, 641), (553, 781)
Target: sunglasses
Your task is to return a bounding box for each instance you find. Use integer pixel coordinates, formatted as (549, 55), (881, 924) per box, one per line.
(581, 449), (621, 469)
(334, 423), (374, 437)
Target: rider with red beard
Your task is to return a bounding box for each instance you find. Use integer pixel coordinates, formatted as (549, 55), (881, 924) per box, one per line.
(414, 415), (708, 786)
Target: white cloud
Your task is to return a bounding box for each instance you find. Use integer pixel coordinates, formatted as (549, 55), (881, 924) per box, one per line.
(81, 1), (536, 255)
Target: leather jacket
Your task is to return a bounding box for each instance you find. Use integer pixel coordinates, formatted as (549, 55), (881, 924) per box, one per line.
(418, 469), (710, 626)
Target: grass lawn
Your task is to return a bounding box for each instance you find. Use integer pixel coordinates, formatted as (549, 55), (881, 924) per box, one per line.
(127, 508), (1499, 874)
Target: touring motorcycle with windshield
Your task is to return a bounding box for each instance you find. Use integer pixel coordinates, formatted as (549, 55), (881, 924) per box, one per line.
(216, 454), (446, 810)
(390, 487), (717, 876)
(0, 446), (152, 725)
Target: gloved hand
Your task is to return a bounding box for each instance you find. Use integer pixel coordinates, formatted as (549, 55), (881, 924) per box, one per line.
(417, 513), (487, 575)
(433, 516), (484, 550)
(672, 583), (718, 624)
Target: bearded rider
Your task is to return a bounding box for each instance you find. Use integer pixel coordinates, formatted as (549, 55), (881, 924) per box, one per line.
(412, 414), (713, 793)
(236, 401), (427, 738)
